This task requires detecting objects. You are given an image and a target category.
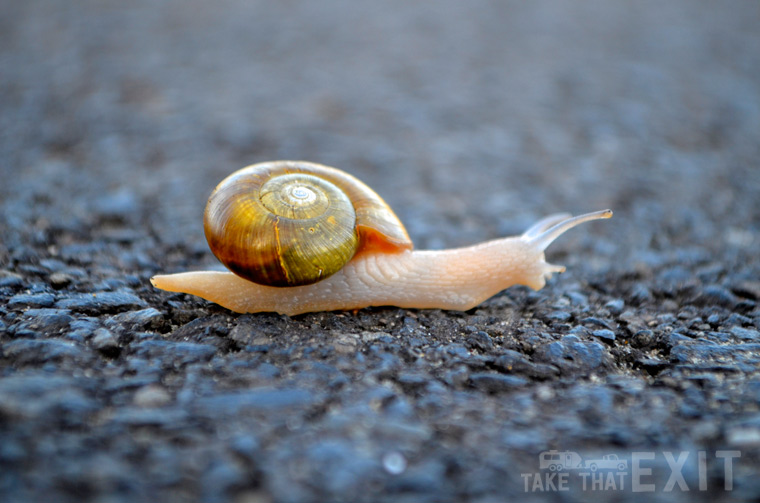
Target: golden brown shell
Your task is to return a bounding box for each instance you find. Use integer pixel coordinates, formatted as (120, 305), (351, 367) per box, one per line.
(203, 161), (412, 287)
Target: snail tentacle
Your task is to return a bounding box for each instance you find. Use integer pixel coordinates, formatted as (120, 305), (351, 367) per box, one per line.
(521, 213), (572, 240)
(525, 209), (613, 252)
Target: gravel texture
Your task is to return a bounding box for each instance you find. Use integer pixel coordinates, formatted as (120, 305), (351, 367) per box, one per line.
(2, 1), (760, 502)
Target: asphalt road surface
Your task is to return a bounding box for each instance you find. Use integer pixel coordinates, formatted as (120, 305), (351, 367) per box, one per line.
(1, 1), (759, 502)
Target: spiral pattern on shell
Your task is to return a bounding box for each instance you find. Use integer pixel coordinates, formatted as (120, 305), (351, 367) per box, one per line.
(203, 161), (412, 287)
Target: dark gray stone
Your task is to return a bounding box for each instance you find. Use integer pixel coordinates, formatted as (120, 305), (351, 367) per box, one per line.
(133, 384), (172, 407)
(532, 336), (612, 374)
(631, 329), (655, 348)
(665, 331), (693, 346)
(592, 329), (616, 342)
(671, 343), (760, 364)
(630, 283), (654, 304)
(8, 292), (55, 309)
(1, 338), (88, 364)
(106, 308), (164, 331)
(107, 406), (189, 426)
(130, 339), (217, 366)
(492, 350), (559, 380)
(731, 280), (760, 300)
(725, 313), (753, 327)
(68, 317), (100, 340)
(604, 299), (625, 315)
(464, 331), (493, 352)
(468, 373), (528, 393)
(544, 310), (572, 322)
(692, 285), (738, 308)
(637, 357), (669, 373)
(193, 388), (318, 415)
(21, 308), (74, 333)
(395, 372), (430, 394)
(0, 272), (24, 288)
(55, 291), (148, 314)
(731, 326), (759, 341)
(91, 327), (119, 354)
(580, 317), (614, 329)
(48, 272), (74, 288)
(564, 291), (588, 306)
(38, 258), (66, 272)
(439, 343), (470, 360)
(92, 189), (139, 221)
(0, 374), (99, 420)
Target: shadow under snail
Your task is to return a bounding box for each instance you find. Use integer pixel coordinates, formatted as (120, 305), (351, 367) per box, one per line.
(151, 160), (612, 315)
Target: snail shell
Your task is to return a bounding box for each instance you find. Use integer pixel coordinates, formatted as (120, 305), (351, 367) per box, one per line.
(203, 161), (412, 287)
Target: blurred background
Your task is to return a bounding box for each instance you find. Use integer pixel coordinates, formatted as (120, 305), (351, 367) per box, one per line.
(3, 0), (758, 263)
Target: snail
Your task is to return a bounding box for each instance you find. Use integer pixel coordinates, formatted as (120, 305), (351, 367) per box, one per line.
(151, 161), (612, 316)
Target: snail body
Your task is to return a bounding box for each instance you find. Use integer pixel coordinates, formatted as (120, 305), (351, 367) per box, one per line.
(151, 161), (612, 315)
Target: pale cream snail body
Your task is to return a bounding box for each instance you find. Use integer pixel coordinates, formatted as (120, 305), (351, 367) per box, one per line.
(151, 161), (612, 315)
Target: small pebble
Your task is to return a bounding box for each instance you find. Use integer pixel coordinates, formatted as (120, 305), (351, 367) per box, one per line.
(565, 291), (588, 306)
(383, 452), (408, 475)
(730, 326), (759, 341)
(730, 280), (760, 301)
(361, 331), (390, 342)
(131, 340), (217, 366)
(133, 385), (172, 408)
(469, 373), (528, 393)
(0, 272), (24, 288)
(592, 329), (616, 342)
(91, 327), (119, 354)
(49, 272), (74, 289)
(605, 299), (625, 315)
(68, 318), (99, 340)
(637, 357), (668, 372)
(38, 259), (66, 272)
(568, 326), (589, 337)
(581, 317), (614, 329)
(332, 333), (359, 354)
(107, 308), (164, 330)
(630, 283), (653, 304)
(725, 313), (752, 327)
(692, 285), (737, 308)
(93, 189), (138, 220)
(545, 311), (571, 322)
(1, 338), (85, 364)
(532, 336), (611, 374)
(465, 331), (493, 352)
(22, 308), (74, 333)
(631, 329), (654, 348)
